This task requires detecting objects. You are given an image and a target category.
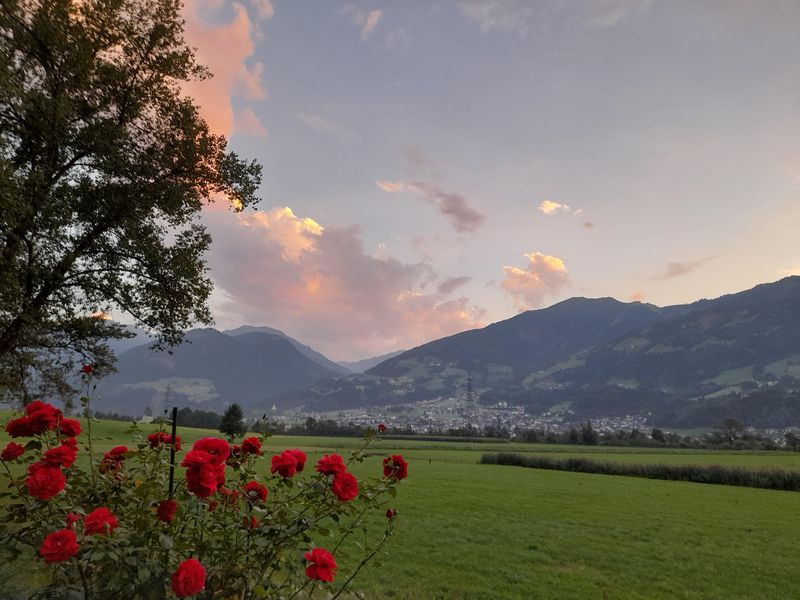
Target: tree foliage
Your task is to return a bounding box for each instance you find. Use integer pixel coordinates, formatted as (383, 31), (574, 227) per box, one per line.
(0, 0), (262, 402)
(219, 403), (245, 438)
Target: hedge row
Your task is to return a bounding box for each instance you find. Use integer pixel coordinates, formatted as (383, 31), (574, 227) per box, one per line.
(479, 452), (800, 491)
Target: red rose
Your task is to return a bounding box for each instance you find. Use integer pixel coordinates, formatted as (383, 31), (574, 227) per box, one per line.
(63, 437), (78, 449)
(219, 486), (240, 506)
(243, 480), (268, 503)
(378, 423), (387, 433)
(287, 449), (307, 472)
(157, 499), (178, 522)
(5, 416), (34, 437)
(383, 454), (408, 480)
(100, 445), (128, 473)
(191, 438), (230, 464)
(25, 401), (62, 434)
(1, 442), (25, 461)
(65, 513), (81, 529)
(26, 463), (65, 500)
(271, 451), (298, 478)
(386, 508), (397, 519)
(180, 449), (214, 467)
(330, 472), (358, 502)
(80, 364), (93, 375)
(43, 444), (78, 468)
(40, 529), (79, 563)
(315, 454), (346, 476)
(58, 418), (81, 438)
(83, 507), (118, 536)
(304, 548), (337, 582)
(241, 436), (261, 455)
(148, 431), (182, 450)
(171, 558), (206, 597)
(243, 516), (258, 529)
(185, 463), (220, 498)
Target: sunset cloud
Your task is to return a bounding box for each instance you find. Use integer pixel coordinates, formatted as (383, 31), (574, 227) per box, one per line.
(407, 181), (486, 233)
(182, 1), (268, 136)
(538, 200), (571, 215)
(341, 5), (383, 41)
(376, 181), (405, 192)
(629, 291), (646, 302)
(437, 276), (472, 296)
(297, 113), (355, 139)
(234, 107), (268, 137)
(204, 207), (485, 360)
(501, 252), (570, 311)
(649, 256), (718, 280)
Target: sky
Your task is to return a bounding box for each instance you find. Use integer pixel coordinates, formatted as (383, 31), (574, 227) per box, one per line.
(178, 0), (800, 362)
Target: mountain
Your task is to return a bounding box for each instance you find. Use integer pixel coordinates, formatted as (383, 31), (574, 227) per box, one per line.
(338, 350), (406, 373)
(268, 277), (800, 427)
(224, 325), (350, 375)
(95, 328), (343, 415)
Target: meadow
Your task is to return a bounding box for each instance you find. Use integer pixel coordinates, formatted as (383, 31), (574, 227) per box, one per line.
(3, 417), (800, 599)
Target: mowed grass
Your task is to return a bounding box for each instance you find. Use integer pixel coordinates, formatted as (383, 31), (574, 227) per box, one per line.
(2, 415), (800, 599)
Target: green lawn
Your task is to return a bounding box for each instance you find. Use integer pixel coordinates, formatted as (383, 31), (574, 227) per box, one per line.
(3, 416), (800, 598)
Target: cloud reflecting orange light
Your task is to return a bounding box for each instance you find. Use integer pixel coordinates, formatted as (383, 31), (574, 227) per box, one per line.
(204, 206), (485, 360)
(501, 252), (570, 311)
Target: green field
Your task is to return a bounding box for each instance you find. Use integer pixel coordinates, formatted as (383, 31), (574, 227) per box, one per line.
(3, 417), (800, 599)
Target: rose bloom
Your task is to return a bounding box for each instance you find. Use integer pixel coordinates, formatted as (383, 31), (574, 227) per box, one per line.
(241, 436), (261, 455)
(383, 454), (408, 480)
(330, 472), (358, 502)
(65, 513), (82, 529)
(386, 508), (397, 519)
(157, 499), (178, 522)
(99, 445), (128, 473)
(171, 558), (206, 597)
(191, 437), (230, 464)
(58, 418), (81, 438)
(40, 529), (79, 563)
(43, 444), (78, 468)
(148, 431), (181, 450)
(80, 364), (93, 375)
(63, 437), (78, 449)
(304, 548), (337, 582)
(25, 401), (63, 434)
(315, 454), (346, 476)
(243, 480), (268, 503)
(83, 507), (118, 536)
(271, 451), (299, 478)
(185, 463), (221, 498)
(5, 416), (35, 437)
(1, 441), (25, 461)
(243, 516), (258, 529)
(287, 449), (307, 472)
(378, 423), (387, 433)
(26, 463), (65, 500)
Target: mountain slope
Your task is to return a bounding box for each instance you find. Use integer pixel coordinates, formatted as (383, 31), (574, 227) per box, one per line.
(270, 277), (800, 426)
(96, 328), (342, 415)
(339, 350), (406, 373)
(224, 325), (350, 375)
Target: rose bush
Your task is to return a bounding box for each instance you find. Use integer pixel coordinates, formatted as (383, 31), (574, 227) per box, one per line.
(0, 388), (405, 599)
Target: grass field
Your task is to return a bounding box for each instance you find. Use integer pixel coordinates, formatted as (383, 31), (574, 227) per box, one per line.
(3, 416), (800, 599)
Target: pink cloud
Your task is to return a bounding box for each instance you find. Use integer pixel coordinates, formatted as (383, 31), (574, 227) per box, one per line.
(234, 107), (268, 137)
(501, 252), (570, 311)
(407, 181), (486, 233)
(182, 1), (268, 136)
(204, 207), (485, 360)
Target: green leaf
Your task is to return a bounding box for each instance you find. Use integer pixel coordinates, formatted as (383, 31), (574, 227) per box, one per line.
(253, 585), (267, 597)
(159, 533), (173, 550)
(24, 440), (41, 450)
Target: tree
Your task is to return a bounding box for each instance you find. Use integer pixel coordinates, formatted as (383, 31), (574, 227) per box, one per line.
(0, 0), (262, 403)
(219, 403), (245, 438)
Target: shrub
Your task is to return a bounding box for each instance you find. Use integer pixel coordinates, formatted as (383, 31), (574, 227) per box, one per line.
(1, 390), (405, 598)
(480, 452), (800, 491)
